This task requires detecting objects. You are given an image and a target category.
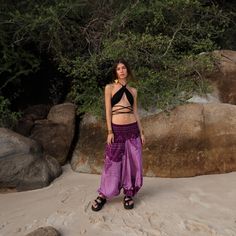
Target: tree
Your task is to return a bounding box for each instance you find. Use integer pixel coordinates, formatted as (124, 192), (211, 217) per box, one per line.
(0, 0), (235, 125)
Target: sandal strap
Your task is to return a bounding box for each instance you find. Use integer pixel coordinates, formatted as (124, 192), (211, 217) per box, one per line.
(124, 196), (133, 201)
(124, 196), (133, 205)
(94, 199), (100, 204)
(92, 196), (106, 211)
(97, 196), (106, 202)
(93, 197), (106, 208)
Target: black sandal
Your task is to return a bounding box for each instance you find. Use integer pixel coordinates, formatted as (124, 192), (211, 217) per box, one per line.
(91, 196), (107, 212)
(124, 196), (134, 210)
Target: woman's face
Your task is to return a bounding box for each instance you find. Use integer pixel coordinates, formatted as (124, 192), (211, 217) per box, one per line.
(116, 63), (128, 80)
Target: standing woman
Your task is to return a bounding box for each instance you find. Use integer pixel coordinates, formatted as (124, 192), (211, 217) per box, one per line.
(91, 59), (145, 211)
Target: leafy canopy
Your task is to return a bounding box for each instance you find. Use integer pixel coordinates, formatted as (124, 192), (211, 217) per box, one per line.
(0, 0), (235, 124)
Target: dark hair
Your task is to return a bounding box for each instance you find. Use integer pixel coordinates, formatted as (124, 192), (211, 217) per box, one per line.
(112, 58), (134, 81)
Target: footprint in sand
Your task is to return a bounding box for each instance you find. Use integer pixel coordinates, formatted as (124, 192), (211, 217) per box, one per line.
(119, 212), (163, 236)
(188, 193), (210, 208)
(121, 216), (142, 229)
(59, 186), (81, 204)
(0, 222), (7, 230)
(224, 228), (236, 235)
(88, 215), (112, 231)
(147, 212), (160, 229)
(14, 219), (42, 234)
(79, 228), (87, 234)
(183, 219), (222, 236)
(135, 226), (163, 236)
(46, 210), (75, 226)
(83, 201), (91, 213)
(14, 227), (22, 233)
(88, 215), (106, 224)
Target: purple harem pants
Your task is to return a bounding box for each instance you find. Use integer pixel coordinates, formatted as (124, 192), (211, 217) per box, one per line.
(98, 122), (143, 199)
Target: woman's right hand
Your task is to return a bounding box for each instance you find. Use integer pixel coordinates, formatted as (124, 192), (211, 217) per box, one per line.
(107, 133), (114, 145)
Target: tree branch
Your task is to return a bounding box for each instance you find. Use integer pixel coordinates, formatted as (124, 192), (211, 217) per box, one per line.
(161, 18), (184, 57)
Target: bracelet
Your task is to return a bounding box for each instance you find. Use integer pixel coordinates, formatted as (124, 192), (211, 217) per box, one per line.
(108, 130), (113, 135)
(141, 129), (144, 135)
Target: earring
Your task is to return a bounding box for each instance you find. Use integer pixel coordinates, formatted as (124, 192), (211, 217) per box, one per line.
(115, 79), (118, 84)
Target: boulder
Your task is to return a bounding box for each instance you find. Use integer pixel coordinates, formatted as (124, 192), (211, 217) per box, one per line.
(15, 104), (50, 136)
(25, 226), (60, 236)
(142, 103), (236, 177)
(208, 50), (236, 104)
(71, 114), (106, 174)
(30, 103), (76, 165)
(0, 128), (62, 191)
(71, 103), (236, 177)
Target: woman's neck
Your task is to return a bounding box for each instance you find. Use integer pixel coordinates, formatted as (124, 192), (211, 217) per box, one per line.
(118, 78), (127, 86)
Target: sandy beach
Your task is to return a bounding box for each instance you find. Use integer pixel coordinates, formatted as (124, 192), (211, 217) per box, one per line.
(0, 164), (236, 236)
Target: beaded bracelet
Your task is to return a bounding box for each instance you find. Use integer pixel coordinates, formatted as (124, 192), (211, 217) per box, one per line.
(108, 130), (113, 135)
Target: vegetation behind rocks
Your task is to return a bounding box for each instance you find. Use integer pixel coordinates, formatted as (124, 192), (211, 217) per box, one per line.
(0, 0), (236, 125)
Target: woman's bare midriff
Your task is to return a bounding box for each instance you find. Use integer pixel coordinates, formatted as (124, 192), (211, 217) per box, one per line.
(112, 113), (137, 125)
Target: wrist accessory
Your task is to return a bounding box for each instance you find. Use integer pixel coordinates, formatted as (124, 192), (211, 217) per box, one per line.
(108, 130), (113, 135)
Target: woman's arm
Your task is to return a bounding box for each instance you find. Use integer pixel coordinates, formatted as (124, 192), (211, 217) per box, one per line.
(104, 84), (114, 144)
(105, 84), (112, 130)
(133, 88), (145, 145)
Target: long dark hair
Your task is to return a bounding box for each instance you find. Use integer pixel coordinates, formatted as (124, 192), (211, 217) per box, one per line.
(112, 58), (134, 81)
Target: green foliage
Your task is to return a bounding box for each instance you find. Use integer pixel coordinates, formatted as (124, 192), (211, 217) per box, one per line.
(65, 0), (227, 115)
(0, 0), (87, 102)
(66, 56), (105, 117)
(1, 0), (87, 57)
(137, 54), (214, 110)
(0, 96), (21, 128)
(0, 0), (235, 118)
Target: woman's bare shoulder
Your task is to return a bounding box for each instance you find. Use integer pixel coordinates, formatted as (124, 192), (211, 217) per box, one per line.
(129, 86), (137, 95)
(105, 83), (114, 90)
(105, 83), (116, 95)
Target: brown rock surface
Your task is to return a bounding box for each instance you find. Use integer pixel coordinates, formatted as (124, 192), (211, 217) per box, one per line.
(25, 226), (60, 236)
(30, 103), (76, 165)
(14, 104), (50, 136)
(71, 114), (106, 174)
(209, 50), (236, 104)
(142, 103), (236, 177)
(0, 128), (62, 191)
(47, 103), (76, 138)
(71, 103), (236, 177)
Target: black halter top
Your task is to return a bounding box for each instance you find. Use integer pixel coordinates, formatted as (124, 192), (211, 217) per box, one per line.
(111, 82), (134, 115)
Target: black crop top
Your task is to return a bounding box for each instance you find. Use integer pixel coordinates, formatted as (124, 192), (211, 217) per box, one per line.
(111, 82), (134, 115)
(111, 83), (134, 107)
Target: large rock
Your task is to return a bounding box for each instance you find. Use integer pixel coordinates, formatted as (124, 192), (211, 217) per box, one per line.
(208, 50), (236, 104)
(142, 103), (236, 177)
(71, 114), (106, 174)
(30, 103), (76, 165)
(0, 128), (62, 191)
(71, 103), (236, 177)
(25, 226), (60, 236)
(15, 104), (50, 136)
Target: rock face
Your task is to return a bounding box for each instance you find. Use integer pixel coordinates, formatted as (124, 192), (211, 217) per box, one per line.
(0, 128), (62, 191)
(142, 103), (236, 177)
(30, 103), (76, 165)
(71, 114), (106, 174)
(209, 50), (236, 104)
(15, 104), (50, 136)
(71, 103), (236, 177)
(25, 226), (60, 236)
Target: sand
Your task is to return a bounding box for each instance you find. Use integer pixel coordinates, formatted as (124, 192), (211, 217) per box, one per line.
(0, 164), (236, 236)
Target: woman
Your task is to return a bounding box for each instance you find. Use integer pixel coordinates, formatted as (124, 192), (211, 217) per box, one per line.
(91, 59), (145, 211)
